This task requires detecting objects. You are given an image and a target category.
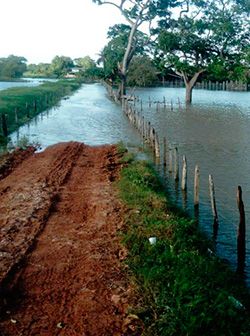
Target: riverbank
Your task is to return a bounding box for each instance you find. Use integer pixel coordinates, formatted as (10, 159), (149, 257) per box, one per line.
(118, 148), (250, 335)
(0, 143), (249, 335)
(0, 80), (81, 143)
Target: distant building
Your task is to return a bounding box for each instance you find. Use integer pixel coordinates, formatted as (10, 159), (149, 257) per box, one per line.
(64, 67), (79, 78)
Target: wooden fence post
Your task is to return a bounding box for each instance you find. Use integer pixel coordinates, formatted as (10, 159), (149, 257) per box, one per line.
(148, 96), (151, 108)
(15, 108), (18, 123)
(154, 133), (160, 158)
(26, 102), (30, 118)
(163, 137), (167, 167)
(194, 165), (199, 207)
(237, 186), (246, 273)
(1, 114), (8, 137)
(171, 99), (173, 111)
(209, 174), (219, 231)
(181, 155), (187, 191)
(168, 148), (173, 172)
(178, 98), (181, 109)
(174, 147), (179, 181)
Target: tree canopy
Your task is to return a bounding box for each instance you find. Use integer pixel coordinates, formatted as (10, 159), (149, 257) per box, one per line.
(93, 0), (179, 97)
(0, 55), (27, 79)
(127, 55), (158, 86)
(50, 56), (74, 78)
(99, 23), (148, 83)
(157, 0), (250, 102)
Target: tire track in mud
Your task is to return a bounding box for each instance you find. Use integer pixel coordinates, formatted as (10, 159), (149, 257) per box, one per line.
(0, 142), (135, 336)
(0, 142), (83, 291)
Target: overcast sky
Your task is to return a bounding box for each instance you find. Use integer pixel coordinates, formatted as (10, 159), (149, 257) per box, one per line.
(0, 0), (125, 64)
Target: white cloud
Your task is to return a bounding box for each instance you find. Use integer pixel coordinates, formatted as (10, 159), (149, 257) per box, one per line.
(0, 0), (125, 63)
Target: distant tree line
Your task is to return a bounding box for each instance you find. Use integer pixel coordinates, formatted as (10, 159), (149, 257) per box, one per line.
(25, 55), (103, 80)
(0, 55), (103, 81)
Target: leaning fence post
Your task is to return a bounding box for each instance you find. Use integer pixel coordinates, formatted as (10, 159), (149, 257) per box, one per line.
(194, 165), (199, 207)
(209, 174), (219, 231)
(181, 155), (187, 191)
(237, 186), (246, 273)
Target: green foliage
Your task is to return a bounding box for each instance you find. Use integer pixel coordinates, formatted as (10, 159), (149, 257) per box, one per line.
(117, 158), (250, 335)
(127, 56), (158, 87)
(75, 56), (103, 81)
(74, 56), (96, 71)
(0, 55), (27, 79)
(100, 24), (148, 82)
(25, 63), (54, 78)
(93, 1), (179, 94)
(157, 0), (250, 83)
(0, 80), (80, 135)
(50, 55), (74, 77)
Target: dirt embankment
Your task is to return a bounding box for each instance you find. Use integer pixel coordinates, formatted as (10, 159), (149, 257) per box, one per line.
(0, 142), (137, 336)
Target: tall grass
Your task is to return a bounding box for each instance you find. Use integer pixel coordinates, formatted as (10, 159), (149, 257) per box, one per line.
(0, 80), (81, 142)
(117, 152), (250, 336)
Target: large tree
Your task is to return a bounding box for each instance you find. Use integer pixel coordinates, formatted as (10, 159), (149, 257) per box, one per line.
(93, 0), (178, 98)
(0, 55), (27, 79)
(99, 24), (148, 84)
(50, 56), (74, 78)
(157, 0), (250, 103)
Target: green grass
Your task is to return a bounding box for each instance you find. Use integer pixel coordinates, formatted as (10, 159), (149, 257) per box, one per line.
(117, 152), (250, 336)
(0, 80), (81, 139)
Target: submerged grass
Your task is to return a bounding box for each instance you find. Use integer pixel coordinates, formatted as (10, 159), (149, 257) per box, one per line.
(117, 150), (250, 336)
(0, 80), (81, 140)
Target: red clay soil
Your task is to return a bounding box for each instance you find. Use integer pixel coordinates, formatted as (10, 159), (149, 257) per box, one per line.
(0, 142), (141, 336)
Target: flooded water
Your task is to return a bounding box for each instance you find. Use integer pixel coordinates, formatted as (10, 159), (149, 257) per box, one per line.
(0, 78), (50, 91)
(10, 83), (141, 149)
(8, 83), (250, 285)
(131, 87), (250, 284)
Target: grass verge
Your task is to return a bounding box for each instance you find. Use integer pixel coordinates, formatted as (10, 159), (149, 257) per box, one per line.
(117, 150), (250, 336)
(0, 80), (81, 142)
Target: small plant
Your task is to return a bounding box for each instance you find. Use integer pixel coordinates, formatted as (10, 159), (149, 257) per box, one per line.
(16, 135), (30, 149)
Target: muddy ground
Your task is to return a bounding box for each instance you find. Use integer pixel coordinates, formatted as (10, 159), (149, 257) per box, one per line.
(0, 142), (140, 336)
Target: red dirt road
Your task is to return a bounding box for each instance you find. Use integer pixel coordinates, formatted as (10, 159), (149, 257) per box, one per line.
(0, 142), (136, 336)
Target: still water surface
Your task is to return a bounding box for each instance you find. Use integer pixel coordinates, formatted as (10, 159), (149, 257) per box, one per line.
(0, 78), (50, 91)
(10, 83), (141, 148)
(132, 87), (250, 284)
(9, 83), (250, 285)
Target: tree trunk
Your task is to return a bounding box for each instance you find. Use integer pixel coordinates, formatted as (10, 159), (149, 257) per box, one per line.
(117, 73), (126, 99)
(181, 70), (204, 104)
(185, 84), (193, 104)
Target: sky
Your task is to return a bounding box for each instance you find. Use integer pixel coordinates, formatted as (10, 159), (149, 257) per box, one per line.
(0, 0), (125, 64)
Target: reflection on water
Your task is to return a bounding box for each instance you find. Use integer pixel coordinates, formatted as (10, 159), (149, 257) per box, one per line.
(132, 87), (250, 285)
(8, 83), (250, 285)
